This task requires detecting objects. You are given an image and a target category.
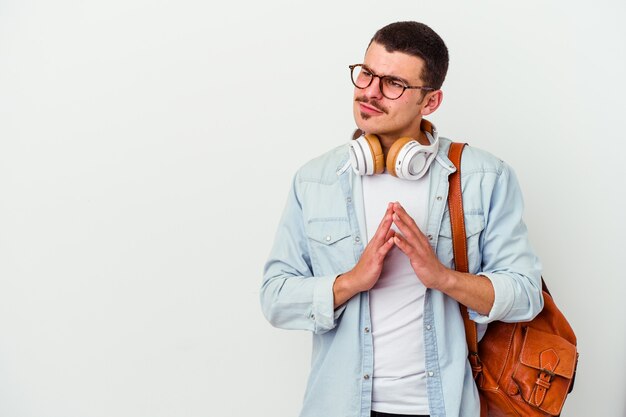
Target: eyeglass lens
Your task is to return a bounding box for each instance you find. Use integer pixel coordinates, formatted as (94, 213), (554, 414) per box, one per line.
(351, 65), (406, 100)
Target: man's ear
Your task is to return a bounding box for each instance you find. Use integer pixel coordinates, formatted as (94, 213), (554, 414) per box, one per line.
(420, 90), (443, 116)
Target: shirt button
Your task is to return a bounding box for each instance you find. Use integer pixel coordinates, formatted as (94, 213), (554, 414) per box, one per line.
(347, 197), (352, 203)
(355, 236), (361, 243)
(325, 235), (331, 242)
(427, 234), (433, 240)
(436, 196), (443, 201)
(364, 327), (370, 333)
(426, 324), (432, 330)
(364, 374), (370, 380)
(310, 314), (315, 320)
(428, 371), (434, 377)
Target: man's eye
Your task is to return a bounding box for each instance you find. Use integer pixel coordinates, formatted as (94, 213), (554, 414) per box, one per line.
(362, 69), (373, 77)
(386, 78), (404, 88)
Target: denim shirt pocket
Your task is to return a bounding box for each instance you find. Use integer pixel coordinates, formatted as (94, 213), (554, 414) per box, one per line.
(305, 217), (353, 276)
(436, 210), (485, 272)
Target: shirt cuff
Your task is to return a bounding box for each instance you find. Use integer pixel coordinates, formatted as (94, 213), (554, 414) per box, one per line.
(311, 274), (344, 333)
(468, 272), (512, 323)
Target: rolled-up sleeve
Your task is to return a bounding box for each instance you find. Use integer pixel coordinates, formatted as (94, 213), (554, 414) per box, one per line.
(260, 174), (344, 334)
(469, 162), (543, 324)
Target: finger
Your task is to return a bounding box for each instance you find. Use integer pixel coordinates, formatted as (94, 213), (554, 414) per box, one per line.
(384, 228), (396, 242)
(373, 213), (393, 244)
(392, 202), (418, 228)
(378, 236), (395, 257)
(392, 212), (418, 241)
(392, 206), (426, 239)
(393, 234), (412, 256)
(372, 204), (394, 242)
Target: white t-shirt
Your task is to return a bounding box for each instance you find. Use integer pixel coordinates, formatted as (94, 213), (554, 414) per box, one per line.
(363, 170), (431, 415)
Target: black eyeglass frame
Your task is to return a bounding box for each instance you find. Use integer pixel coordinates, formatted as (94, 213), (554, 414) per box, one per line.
(349, 64), (436, 100)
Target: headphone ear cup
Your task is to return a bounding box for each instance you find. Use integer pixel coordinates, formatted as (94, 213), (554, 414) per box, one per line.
(363, 134), (385, 174)
(386, 137), (413, 177)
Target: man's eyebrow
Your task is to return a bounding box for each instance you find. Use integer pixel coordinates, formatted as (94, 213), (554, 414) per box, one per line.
(362, 64), (410, 84)
(388, 74), (410, 84)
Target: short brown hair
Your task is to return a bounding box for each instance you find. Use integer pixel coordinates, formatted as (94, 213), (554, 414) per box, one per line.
(370, 21), (449, 90)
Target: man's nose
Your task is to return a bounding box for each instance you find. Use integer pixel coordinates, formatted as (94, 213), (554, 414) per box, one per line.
(363, 76), (383, 100)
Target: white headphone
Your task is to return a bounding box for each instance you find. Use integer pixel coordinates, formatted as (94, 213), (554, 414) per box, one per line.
(348, 119), (440, 180)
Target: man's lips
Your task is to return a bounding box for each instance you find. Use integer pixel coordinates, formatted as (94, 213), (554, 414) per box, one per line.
(358, 102), (384, 115)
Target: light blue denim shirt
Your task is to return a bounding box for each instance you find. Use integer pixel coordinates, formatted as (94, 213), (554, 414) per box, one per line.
(261, 137), (543, 417)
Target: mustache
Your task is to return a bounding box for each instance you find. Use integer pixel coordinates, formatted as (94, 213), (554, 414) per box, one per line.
(355, 96), (388, 114)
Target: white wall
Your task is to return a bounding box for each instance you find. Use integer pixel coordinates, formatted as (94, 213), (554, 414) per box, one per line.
(1, 1), (624, 416)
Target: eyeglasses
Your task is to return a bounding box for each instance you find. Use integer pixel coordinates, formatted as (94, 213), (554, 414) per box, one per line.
(349, 64), (435, 100)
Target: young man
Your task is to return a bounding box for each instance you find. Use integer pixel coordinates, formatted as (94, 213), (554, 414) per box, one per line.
(261, 22), (543, 417)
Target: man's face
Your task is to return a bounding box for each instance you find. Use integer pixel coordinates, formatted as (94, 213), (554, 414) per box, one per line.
(353, 42), (433, 139)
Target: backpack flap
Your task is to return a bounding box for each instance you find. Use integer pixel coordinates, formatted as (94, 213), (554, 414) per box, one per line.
(511, 326), (578, 416)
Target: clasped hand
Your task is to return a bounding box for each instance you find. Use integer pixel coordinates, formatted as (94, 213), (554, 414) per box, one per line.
(335, 201), (493, 314)
(346, 201), (449, 293)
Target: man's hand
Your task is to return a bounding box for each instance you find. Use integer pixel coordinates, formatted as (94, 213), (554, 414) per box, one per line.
(391, 202), (494, 315)
(332, 203), (396, 308)
(391, 202), (449, 290)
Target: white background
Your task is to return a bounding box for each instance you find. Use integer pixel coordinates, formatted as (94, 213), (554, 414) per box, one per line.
(1, 1), (625, 416)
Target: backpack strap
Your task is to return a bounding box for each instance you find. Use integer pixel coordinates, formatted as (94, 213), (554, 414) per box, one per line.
(447, 143), (480, 358)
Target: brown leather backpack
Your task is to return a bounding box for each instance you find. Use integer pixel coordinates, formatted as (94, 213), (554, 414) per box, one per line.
(448, 143), (579, 416)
